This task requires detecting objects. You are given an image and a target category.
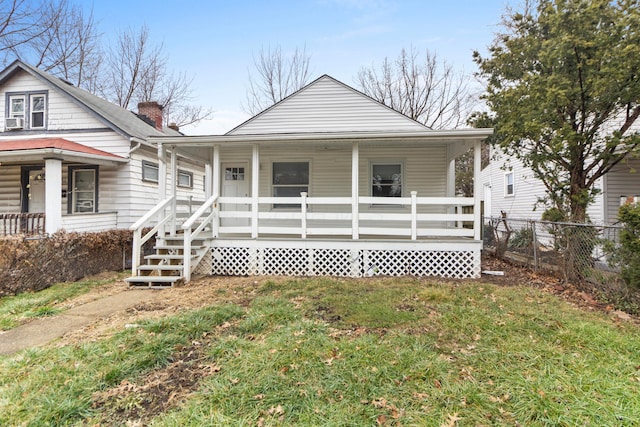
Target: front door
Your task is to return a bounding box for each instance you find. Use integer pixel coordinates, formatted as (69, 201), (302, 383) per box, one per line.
(21, 167), (46, 213)
(221, 163), (249, 227)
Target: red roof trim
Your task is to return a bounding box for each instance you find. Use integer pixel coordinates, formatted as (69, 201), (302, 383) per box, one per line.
(0, 138), (123, 159)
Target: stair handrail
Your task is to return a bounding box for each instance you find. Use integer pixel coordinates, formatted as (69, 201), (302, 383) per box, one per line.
(130, 196), (176, 275)
(182, 193), (219, 282)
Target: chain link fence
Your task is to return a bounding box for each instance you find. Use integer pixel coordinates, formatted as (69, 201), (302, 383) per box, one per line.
(483, 216), (638, 308)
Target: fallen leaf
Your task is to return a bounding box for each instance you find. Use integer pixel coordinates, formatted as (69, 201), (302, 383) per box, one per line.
(441, 412), (462, 427)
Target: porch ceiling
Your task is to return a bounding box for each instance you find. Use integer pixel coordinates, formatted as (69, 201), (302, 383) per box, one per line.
(0, 138), (127, 165)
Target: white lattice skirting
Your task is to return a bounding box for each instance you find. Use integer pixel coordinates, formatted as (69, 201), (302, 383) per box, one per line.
(207, 240), (481, 279)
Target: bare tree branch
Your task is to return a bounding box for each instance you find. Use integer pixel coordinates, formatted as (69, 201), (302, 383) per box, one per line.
(357, 47), (477, 129)
(244, 45), (312, 115)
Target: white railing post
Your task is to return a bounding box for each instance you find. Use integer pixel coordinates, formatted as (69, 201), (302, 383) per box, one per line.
(411, 191), (417, 240)
(301, 192), (307, 238)
(183, 227), (192, 282)
(352, 141), (359, 240)
(132, 228), (141, 274)
(212, 145), (220, 238)
(213, 202), (220, 238)
(473, 140), (482, 240)
(170, 147), (178, 236)
(251, 144), (259, 239)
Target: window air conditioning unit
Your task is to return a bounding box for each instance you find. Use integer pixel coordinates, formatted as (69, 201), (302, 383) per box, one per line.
(5, 117), (24, 130)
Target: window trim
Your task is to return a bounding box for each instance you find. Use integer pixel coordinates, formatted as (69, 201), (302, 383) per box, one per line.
(177, 169), (193, 188)
(370, 161), (404, 199)
(271, 160), (310, 209)
(504, 171), (514, 197)
(142, 160), (159, 183)
(67, 165), (99, 214)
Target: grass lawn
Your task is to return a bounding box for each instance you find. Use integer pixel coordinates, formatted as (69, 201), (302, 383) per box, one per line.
(1, 276), (639, 426)
(0, 272), (128, 330)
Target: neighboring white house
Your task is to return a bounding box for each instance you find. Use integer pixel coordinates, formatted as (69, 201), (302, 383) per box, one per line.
(128, 75), (493, 285)
(481, 145), (640, 225)
(0, 60), (205, 235)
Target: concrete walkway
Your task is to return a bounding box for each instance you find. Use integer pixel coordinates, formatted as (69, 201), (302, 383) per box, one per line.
(0, 289), (160, 356)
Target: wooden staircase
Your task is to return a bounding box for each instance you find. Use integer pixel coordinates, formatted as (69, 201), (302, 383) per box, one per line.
(125, 235), (210, 288)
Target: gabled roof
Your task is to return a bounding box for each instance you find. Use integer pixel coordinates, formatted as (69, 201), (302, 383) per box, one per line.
(0, 60), (176, 141)
(227, 75), (431, 136)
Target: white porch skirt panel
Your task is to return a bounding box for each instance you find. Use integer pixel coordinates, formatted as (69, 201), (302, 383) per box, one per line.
(207, 239), (482, 279)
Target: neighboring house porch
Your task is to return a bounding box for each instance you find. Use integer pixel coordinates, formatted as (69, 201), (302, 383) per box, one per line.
(0, 138), (127, 235)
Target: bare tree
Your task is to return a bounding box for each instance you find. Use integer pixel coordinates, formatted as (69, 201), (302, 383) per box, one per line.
(244, 45), (312, 115)
(0, 0), (46, 62)
(26, 0), (102, 90)
(100, 25), (210, 128)
(356, 47), (475, 129)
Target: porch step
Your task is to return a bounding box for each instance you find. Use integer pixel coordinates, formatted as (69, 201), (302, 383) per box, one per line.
(125, 275), (183, 288)
(137, 264), (185, 272)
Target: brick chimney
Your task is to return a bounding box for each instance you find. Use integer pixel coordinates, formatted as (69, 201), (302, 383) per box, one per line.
(137, 101), (163, 130)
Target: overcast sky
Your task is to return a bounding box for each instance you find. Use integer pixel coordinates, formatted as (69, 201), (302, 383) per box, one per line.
(90, 0), (512, 135)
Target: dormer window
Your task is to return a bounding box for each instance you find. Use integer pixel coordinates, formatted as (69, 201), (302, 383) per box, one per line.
(6, 92), (47, 130)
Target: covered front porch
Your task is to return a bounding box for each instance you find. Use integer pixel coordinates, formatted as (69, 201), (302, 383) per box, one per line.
(129, 129), (490, 285)
(0, 138), (127, 235)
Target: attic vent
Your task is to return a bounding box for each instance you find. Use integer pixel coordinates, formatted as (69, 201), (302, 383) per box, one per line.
(4, 117), (24, 130)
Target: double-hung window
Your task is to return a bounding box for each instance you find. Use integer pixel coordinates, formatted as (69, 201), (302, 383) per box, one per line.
(371, 163), (403, 197)
(142, 160), (159, 183)
(69, 166), (98, 213)
(30, 94), (46, 128)
(272, 162), (309, 208)
(9, 95), (25, 119)
(505, 171), (514, 196)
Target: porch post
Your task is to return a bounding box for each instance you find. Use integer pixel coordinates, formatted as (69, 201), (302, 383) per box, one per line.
(212, 145), (220, 196)
(473, 139), (482, 240)
(212, 145), (220, 237)
(44, 157), (62, 234)
(204, 147), (213, 199)
(352, 141), (359, 240)
(251, 144), (259, 238)
(157, 143), (167, 237)
(170, 146), (178, 236)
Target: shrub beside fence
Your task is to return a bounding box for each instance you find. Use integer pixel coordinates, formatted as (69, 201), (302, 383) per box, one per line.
(0, 230), (152, 297)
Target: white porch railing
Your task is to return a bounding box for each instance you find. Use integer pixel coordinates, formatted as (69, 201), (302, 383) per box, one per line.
(130, 192), (478, 283)
(181, 194), (219, 281)
(217, 192), (477, 239)
(130, 196), (175, 274)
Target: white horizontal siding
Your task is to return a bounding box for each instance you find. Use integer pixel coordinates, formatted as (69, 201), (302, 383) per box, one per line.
(0, 165), (21, 212)
(605, 158), (640, 224)
(485, 148), (604, 223)
(61, 212), (117, 232)
(230, 76), (428, 135)
(1, 69), (106, 130)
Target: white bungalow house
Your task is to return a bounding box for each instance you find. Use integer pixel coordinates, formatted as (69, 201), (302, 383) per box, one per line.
(128, 75), (492, 286)
(0, 60), (205, 235)
(482, 145), (640, 225)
